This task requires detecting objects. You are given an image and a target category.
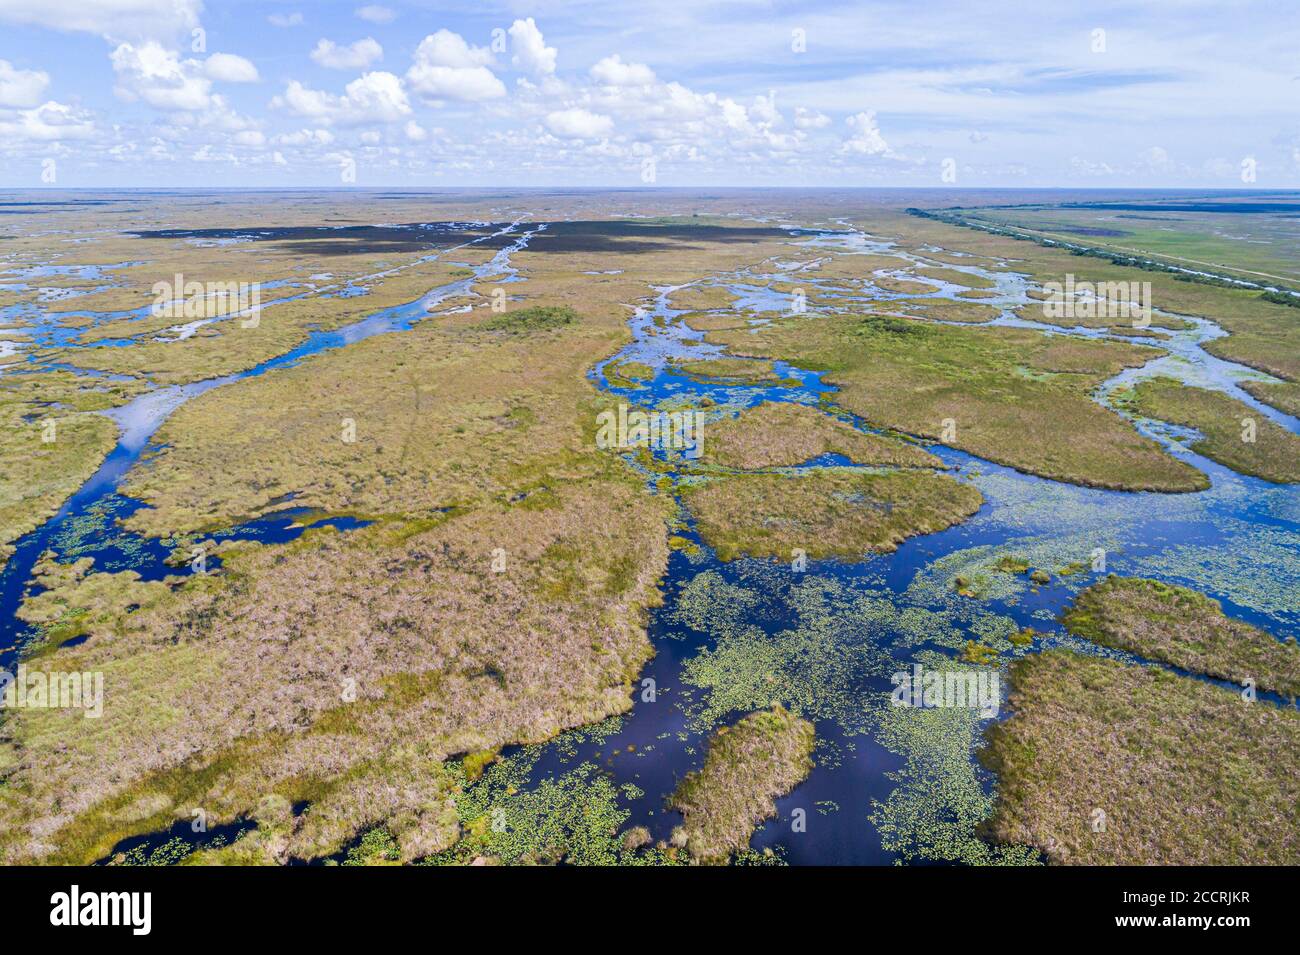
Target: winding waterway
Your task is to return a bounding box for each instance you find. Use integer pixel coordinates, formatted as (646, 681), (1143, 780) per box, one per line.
(2, 215), (1297, 865)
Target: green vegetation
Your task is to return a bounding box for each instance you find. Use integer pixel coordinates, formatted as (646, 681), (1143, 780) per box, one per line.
(422, 748), (680, 866)
(905, 205), (1300, 387)
(683, 468), (983, 562)
(480, 304), (577, 333)
(887, 297), (999, 324)
(669, 706), (814, 863)
(707, 310), (1205, 491)
(670, 356), (781, 382)
(604, 360), (653, 388)
(703, 401), (941, 470)
(1063, 576), (1300, 697)
(668, 285), (739, 311)
(982, 650), (1300, 864)
(871, 275), (939, 295)
(870, 653), (1040, 866)
(1240, 379), (1300, 418)
(0, 370), (145, 569)
(1119, 378), (1300, 483)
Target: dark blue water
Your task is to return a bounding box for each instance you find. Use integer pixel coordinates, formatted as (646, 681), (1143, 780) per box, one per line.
(5, 216), (1298, 866)
(503, 236), (1300, 864)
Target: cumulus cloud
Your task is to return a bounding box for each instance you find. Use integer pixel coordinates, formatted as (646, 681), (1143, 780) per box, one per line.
(274, 71), (410, 125)
(0, 0), (201, 41)
(794, 107), (830, 129)
(1070, 156), (1116, 177)
(310, 37), (383, 70)
(268, 12), (304, 28)
(0, 99), (94, 141)
(404, 119), (427, 141)
(1138, 145), (1175, 173)
(546, 107), (613, 139)
(355, 5), (395, 24)
(204, 53), (259, 83)
(111, 41), (214, 111)
(273, 127), (334, 146)
(841, 110), (890, 156)
(590, 54), (655, 87)
(509, 18), (556, 76)
(405, 29), (505, 103)
(0, 59), (49, 108)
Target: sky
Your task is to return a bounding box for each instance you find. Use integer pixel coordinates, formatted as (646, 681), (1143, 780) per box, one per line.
(0, 0), (1297, 188)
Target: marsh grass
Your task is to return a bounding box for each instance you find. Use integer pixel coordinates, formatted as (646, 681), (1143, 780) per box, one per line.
(708, 308), (1208, 491)
(683, 468), (982, 561)
(1119, 377), (1300, 483)
(702, 401), (942, 471)
(669, 705), (814, 863)
(1063, 575), (1300, 697)
(981, 650), (1300, 865)
(479, 304), (577, 333)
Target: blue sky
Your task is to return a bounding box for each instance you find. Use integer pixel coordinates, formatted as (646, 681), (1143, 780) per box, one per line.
(0, 0), (1297, 187)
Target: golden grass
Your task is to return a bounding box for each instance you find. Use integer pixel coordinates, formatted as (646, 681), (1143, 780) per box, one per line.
(707, 310), (1207, 491)
(1062, 576), (1300, 697)
(0, 370), (146, 569)
(683, 467), (982, 562)
(703, 401), (942, 470)
(670, 705), (813, 863)
(982, 650), (1300, 865)
(1118, 378), (1300, 483)
(1240, 379), (1300, 418)
(670, 357), (781, 382)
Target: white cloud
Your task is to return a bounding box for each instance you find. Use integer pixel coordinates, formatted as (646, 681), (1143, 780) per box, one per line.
(546, 107), (613, 139)
(404, 119), (427, 142)
(406, 30), (505, 103)
(273, 127), (334, 146)
(0, 59), (49, 108)
(232, 129), (265, 146)
(356, 5), (394, 24)
(841, 110), (890, 156)
(1138, 145), (1175, 173)
(590, 54), (655, 87)
(0, 99), (94, 141)
(274, 71), (410, 125)
(1070, 156), (1116, 177)
(509, 18), (556, 76)
(310, 37), (383, 70)
(794, 107), (830, 129)
(111, 41), (213, 111)
(410, 29), (493, 70)
(204, 53), (259, 83)
(0, 0), (201, 41)
(268, 12), (304, 28)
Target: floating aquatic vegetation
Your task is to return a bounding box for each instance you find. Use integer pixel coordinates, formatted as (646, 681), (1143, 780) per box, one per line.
(869, 652), (1040, 867)
(1135, 520), (1300, 627)
(423, 750), (679, 866)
